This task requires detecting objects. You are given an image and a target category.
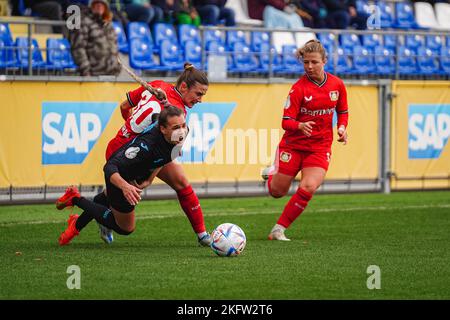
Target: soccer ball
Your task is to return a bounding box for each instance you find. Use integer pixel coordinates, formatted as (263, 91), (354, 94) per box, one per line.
(210, 223), (246, 257)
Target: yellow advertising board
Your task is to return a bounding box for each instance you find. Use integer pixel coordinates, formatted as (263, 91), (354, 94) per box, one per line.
(0, 81), (379, 188)
(391, 81), (450, 190)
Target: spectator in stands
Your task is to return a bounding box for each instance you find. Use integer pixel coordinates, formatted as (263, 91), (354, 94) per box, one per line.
(247, 0), (304, 29)
(152, 0), (177, 24)
(322, 0), (368, 30)
(177, 0), (201, 26)
(193, 0), (236, 26)
(11, 0), (65, 33)
(68, 0), (121, 76)
(290, 0), (327, 29)
(109, 0), (163, 27)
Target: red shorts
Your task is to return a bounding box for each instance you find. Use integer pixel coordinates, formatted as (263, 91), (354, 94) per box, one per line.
(274, 145), (331, 177)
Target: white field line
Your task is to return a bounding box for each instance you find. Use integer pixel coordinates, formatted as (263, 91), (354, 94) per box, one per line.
(0, 203), (449, 227)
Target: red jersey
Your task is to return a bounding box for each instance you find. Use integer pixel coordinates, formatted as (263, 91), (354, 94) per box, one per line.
(105, 80), (186, 160)
(280, 72), (349, 152)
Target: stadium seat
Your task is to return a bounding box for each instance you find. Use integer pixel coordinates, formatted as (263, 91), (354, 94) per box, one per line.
(178, 24), (200, 49)
(272, 32), (295, 53)
(204, 29), (226, 50)
(127, 22), (152, 42)
(435, 2), (450, 30)
(362, 34), (382, 50)
(159, 39), (184, 71)
(112, 21), (129, 54)
(397, 46), (419, 76)
(226, 30), (248, 49)
(340, 33), (361, 52)
(0, 23), (13, 43)
(328, 47), (353, 75)
(383, 34), (397, 51)
(128, 37), (162, 71)
(229, 41), (258, 73)
(440, 46), (450, 74)
(251, 31), (270, 52)
(225, 0), (263, 26)
(417, 47), (442, 76)
(0, 38), (18, 69)
(426, 35), (443, 55)
(46, 38), (77, 70)
(206, 40), (232, 70)
(414, 2), (439, 29)
(377, 1), (395, 29)
(184, 40), (202, 69)
(255, 42), (285, 74)
(153, 23), (178, 52)
(394, 2), (419, 29)
(405, 35), (424, 52)
(317, 32), (338, 51)
(15, 37), (46, 69)
(374, 46), (395, 76)
(352, 46), (376, 75)
(281, 44), (304, 74)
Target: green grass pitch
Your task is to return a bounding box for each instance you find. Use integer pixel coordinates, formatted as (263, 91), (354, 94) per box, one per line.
(1, 191), (449, 299)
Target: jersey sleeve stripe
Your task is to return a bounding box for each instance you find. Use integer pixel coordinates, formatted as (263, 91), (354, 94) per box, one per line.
(336, 110), (348, 114)
(283, 116), (296, 120)
(126, 92), (135, 108)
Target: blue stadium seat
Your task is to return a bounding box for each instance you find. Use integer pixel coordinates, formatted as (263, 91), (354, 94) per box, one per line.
(112, 21), (129, 54)
(317, 32), (338, 51)
(15, 37), (46, 69)
(159, 39), (184, 71)
(426, 35), (443, 55)
(127, 22), (152, 42)
(229, 41), (258, 73)
(184, 40), (202, 69)
(405, 35), (424, 52)
(383, 34), (397, 51)
(417, 47), (442, 76)
(46, 38), (77, 70)
(352, 46), (376, 75)
(394, 2), (419, 29)
(0, 38), (18, 68)
(397, 46), (419, 76)
(440, 46), (450, 74)
(226, 30), (248, 50)
(378, 1), (395, 28)
(374, 46), (395, 76)
(281, 44), (303, 74)
(204, 29), (226, 50)
(251, 31), (270, 52)
(362, 34), (382, 50)
(178, 24), (200, 49)
(0, 23), (13, 43)
(328, 47), (353, 75)
(128, 37), (162, 71)
(340, 34), (361, 52)
(153, 23), (179, 53)
(255, 42), (284, 74)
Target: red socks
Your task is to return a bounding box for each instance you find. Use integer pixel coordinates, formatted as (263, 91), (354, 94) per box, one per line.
(277, 188), (313, 228)
(176, 185), (206, 233)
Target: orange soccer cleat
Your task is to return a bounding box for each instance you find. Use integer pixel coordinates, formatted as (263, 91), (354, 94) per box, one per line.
(56, 186), (80, 210)
(59, 214), (80, 246)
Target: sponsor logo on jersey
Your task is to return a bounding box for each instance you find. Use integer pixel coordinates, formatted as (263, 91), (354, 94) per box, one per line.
(280, 151), (292, 163)
(300, 107), (335, 116)
(42, 102), (116, 165)
(284, 95), (291, 109)
(408, 104), (450, 159)
(125, 146), (140, 159)
(181, 102), (236, 163)
(329, 91), (339, 101)
(304, 95), (313, 102)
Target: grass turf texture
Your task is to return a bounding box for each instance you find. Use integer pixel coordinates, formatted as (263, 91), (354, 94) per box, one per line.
(0, 191), (449, 299)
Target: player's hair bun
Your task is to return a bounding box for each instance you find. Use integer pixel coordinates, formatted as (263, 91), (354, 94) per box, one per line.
(184, 63), (194, 71)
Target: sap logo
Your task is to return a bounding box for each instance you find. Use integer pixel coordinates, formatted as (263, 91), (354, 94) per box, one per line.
(181, 103), (236, 163)
(42, 102), (116, 164)
(408, 104), (450, 159)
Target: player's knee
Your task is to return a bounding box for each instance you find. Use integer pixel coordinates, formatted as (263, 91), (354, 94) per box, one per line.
(269, 185), (288, 198)
(300, 183), (319, 194)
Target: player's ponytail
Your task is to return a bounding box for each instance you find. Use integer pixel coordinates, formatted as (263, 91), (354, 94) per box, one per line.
(176, 62), (209, 89)
(296, 39), (327, 62)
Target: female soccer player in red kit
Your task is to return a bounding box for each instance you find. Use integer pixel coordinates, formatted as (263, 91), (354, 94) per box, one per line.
(265, 40), (349, 241)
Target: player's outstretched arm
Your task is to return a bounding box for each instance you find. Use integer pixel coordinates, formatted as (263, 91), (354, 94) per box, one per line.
(130, 168), (162, 190)
(110, 172), (142, 206)
(120, 100), (133, 120)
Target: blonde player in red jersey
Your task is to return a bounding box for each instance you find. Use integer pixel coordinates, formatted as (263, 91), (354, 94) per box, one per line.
(68, 63), (212, 247)
(264, 40), (349, 241)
